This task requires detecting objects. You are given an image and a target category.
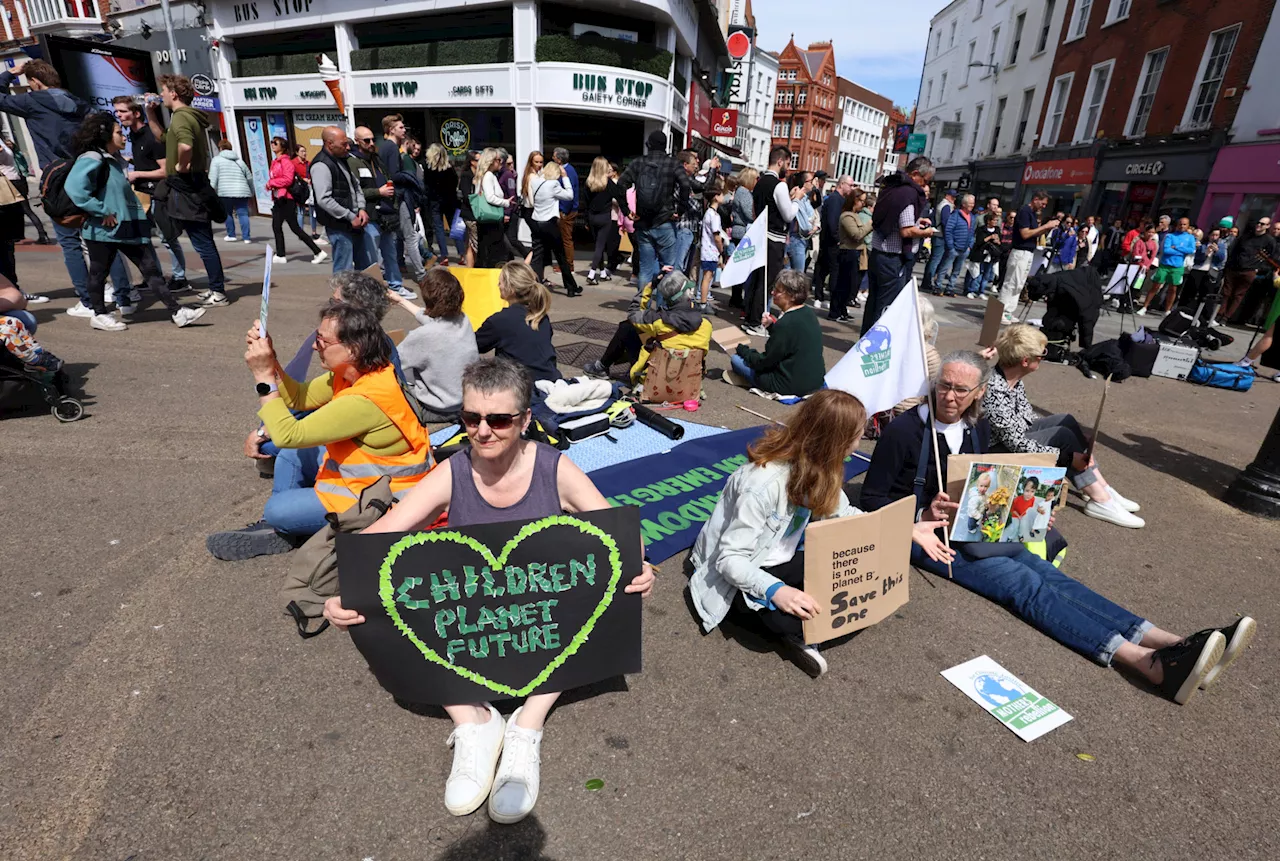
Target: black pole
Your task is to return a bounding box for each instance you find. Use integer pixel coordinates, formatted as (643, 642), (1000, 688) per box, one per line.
(1224, 401), (1280, 518)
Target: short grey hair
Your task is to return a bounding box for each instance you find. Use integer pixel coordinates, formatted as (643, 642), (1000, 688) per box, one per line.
(906, 155), (935, 181)
(837, 174), (853, 187)
(552, 147), (570, 163)
(330, 271), (390, 321)
(656, 269), (693, 302)
(772, 269), (810, 304)
(461, 357), (532, 413)
(960, 193), (976, 207)
(935, 350), (992, 423)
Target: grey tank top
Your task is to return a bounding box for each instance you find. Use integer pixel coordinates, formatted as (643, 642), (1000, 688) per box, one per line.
(448, 441), (563, 527)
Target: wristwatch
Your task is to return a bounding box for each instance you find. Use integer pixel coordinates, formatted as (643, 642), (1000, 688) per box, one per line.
(255, 381), (278, 397)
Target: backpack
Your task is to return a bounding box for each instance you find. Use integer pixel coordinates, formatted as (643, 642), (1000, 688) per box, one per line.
(634, 160), (667, 221)
(288, 175), (310, 205)
(40, 154), (108, 228)
(1187, 360), (1254, 392)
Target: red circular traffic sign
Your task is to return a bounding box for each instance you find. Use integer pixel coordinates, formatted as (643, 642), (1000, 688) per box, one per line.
(727, 31), (751, 59)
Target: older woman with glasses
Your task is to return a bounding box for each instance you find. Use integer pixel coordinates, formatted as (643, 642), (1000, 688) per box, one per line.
(983, 323), (1144, 529)
(861, 349), (1254, 706)
(324, 357), (654, 825)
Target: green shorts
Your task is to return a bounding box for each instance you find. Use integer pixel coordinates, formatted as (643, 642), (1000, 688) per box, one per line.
(1152, 264), (1185, 286)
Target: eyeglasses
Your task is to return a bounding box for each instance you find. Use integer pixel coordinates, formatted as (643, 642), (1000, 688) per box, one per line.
(315, 332), (340, 350)
(460, 411), (524, 430)
(936, 382), (975, 395)
(357, 137), (375, 143)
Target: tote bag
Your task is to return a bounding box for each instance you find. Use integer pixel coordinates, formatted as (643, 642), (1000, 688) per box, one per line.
(469, 192), (505, 223)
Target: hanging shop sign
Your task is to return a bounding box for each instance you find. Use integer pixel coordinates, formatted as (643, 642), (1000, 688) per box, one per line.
(724, 25), (754, 107)
(710, 108), (738, 137)
(440, 118), (471, 155)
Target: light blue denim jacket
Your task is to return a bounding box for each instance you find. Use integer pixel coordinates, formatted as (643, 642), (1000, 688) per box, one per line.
(689, 460), (859, 632)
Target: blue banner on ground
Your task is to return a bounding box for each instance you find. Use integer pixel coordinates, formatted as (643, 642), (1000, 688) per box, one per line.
(588, 427), (871, 563)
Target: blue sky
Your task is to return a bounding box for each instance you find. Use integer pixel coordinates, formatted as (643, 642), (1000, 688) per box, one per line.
(748, 0), (934, 110)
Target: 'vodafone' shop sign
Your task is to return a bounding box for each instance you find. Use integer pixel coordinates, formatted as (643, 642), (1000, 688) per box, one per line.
(1021, 158), (1094, 186)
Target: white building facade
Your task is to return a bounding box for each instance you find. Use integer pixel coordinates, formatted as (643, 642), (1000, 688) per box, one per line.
(833, 78), (893, 190)
(734, 45), (777, 168)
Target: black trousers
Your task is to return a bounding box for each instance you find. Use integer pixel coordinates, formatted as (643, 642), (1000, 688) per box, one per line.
(531, 218), (579, 290)
(731, 551), (807, 640)
(589, 212), (616, 271)
(0, 237), (15, 286)
(272, 197), (320, 257)
(811, 237), (837, 300)
(600, 321), (642, 368)
(831, 248), (860, 319)
(860, 248), (912, 335)
(476, 219), (506, 268)
(86, 241), (178, 316)
(743, 238), (787, 326)
(503, 213), (528, 260)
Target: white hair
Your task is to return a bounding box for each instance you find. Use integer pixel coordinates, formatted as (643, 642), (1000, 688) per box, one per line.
(917, 294), (938, 344)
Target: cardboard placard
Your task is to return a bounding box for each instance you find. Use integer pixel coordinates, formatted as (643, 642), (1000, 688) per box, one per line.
(945, 453), (1058, 518)
(336, 506), (643, 704)
(978, 297), (1005, 347)
(711, 325), (751, 353)
(802, 496), (914, 645)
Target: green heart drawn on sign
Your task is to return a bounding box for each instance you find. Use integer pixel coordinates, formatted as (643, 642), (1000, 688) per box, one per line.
(377, 515), (623, 698)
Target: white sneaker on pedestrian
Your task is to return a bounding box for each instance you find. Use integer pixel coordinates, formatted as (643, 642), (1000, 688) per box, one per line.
(221, 234), (238, 242)
(117, 303), (137, 319)
(1105, 487), (1141, 513)
(22, 292), (49, 304)
(390, 283), (416, 299)
(1235, 357), (1254, 368)
(243, 238), (253, 244)
(91, 313), (127, 332)
(812, 299), (824, 310)
(1001, 312), (1016, 324)
(66, 302), (94, 318)
(199, 291), (230, 307)
(742, 323), (769, 337)
(172, 306), (206, 327)
(443, 704), (504, 817)
(315, 236), (328, 245)
(310, 250), (329, 265)
(272, 255), (288, 263)
(1084, 499), (1145, 528)
(488, 708), (542, 824)
(1135, 307), (1147, 316)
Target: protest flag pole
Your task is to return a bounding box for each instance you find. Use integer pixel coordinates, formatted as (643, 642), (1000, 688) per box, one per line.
(910, 277), (953, 578)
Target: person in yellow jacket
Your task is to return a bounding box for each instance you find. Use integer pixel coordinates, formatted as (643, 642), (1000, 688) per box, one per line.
(208, 302), (433, 561)
(582, 269), (711, 385)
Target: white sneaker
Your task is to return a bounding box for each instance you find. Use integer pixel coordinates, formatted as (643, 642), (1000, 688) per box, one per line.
(812, 300), (823, 310)
(1235, 357), (1254, 368)
(66, 301), (94, 318)
(1135, 307), (1147, 316)
(199, 291), (230, 307)
(273, 255), (288, 263)
(243, 238), (253, 244)
(315, 236), (328, 245)
(784, 637), (828, 677)
(1105, 487), (1141, 513)
(172, 306), (206, 327)
(443, 704), (505, 817)
(742, 323), (769, 338)
(487, 708), (542, 824)
(23, 292), (49, 304)
(390, 283), (415, 299)
(221, 234), (238, 242)
(310, 250), (329, 265)
(1084, 499), (1145, 528)
(91, 313), (127, 332)
(117, 303), (137, 318)
(1001, 312), (1016, 324)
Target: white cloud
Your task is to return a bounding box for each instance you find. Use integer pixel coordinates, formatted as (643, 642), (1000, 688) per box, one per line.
(747, 0), (935, 107)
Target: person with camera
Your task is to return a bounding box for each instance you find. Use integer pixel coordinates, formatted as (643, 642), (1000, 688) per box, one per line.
(1001, 191), (1060, 323)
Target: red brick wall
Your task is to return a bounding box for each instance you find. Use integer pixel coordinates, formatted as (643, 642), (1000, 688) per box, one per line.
(1037, 0), (1276, 142)
(770, 41), (837, 174)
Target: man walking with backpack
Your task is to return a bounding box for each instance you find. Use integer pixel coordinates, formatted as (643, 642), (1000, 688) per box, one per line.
(617, 130), (689, 291)
(0, 60), (133, 315)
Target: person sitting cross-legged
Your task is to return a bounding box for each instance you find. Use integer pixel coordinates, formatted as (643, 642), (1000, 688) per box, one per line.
(721, 269), (826, 396)
(387, 266), (480, 422)
(860, 349), (1255, 704)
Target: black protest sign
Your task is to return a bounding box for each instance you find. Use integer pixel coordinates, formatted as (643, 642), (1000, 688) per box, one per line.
(336, 506), (643, 704)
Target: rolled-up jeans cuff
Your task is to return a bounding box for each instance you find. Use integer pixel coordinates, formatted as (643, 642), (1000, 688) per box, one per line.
(1097, 632), (1129, 666)
(1128, 620), (1154, 644)
(1071, 465), (1100, 490)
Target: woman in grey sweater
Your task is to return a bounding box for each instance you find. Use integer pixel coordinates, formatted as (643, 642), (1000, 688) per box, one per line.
(389, 267), (478, 421)
(728, 167), (757, 308)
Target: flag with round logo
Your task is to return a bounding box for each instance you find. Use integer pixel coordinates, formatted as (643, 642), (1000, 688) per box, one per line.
(720, 209), (767, 288)
(825, 280), (930, 415)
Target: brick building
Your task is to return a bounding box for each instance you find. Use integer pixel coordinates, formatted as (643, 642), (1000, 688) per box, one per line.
(1026, 0), (1277, 224)
(769, 37), (836, 174)
(884, 106), (911, 175)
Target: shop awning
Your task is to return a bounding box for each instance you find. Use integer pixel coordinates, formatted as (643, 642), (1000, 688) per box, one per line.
(690, 135), (742, 159)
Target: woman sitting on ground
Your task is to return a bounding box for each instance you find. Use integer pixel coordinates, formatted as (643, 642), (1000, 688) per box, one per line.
(475, 261), (561, 384)
(582, 269), (711, 385)
(324, 357), (654, 824)
(689, 389), (951, 676)
(209, 302), (432, 561)
(983, 323), (1143, 529)
(723, 270), (826, 396)
(860, 349), (1254, 704)
(0, 279), (61, 377)
(389, 267), (479, 422)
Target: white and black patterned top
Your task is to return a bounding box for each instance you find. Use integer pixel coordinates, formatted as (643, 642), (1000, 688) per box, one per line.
(982, 368), (1059, 458)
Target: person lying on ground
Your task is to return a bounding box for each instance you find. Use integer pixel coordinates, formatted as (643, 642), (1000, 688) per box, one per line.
(983, 323), (1144, 529)
(582, 268), (711, 384)
(475, 261), (561, 384)
(323, 357), (654, 825)
(860, 349), (1254, 704)
(689, 388), (952, 677)
(721, 269), (826, 396)
(209, 302), (432, 561)
(0, 279), (62, 377)
(389, 266), (479, 422)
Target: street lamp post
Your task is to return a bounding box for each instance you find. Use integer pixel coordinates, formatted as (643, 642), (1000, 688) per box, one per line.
(1224, 403), (1280, 518)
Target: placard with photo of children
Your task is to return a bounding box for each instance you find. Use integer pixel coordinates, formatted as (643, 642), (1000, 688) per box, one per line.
(950, 463), (1068, 544)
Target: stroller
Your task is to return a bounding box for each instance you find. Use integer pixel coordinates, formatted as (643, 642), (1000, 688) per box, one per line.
(0, 348), (84, 421)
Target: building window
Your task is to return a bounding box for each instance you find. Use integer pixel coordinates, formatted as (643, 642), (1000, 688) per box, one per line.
(1104, 0), (1131, 25)
(1074, 59), (1113, 142)
(969, 104), (984, 157)
(798, 88), (807, 106)
(794, 120), (803, 139)
(790, 153), (799, 169)
(1184, 25), (1240, 130)
(1068, 0), (1092, 41)
(773, 121), (783, 137)
(986, 27), (1001, 74)
(939, 72), (948, 104)
(1009, 13), (1025, 65)
(964, 41), (977, 85)
(1123, 48), (1168, 138)
(1043, 73), (1073, 146)
(990, 96), (1007, 154)
(780, 121), (790, 138)
(1036, 0), (1057, 53)
(935, 31), (943, 56)
(926, 79), (934, 107)
(975, 0), (985, 17)
(949, 21), (957, 46)
(1016, 87), (1036, 149)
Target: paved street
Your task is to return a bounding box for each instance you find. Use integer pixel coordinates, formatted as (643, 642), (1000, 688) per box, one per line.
(2, 238), (1277, 861)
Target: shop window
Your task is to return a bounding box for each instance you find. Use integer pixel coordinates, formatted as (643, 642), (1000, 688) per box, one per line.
(1183, 25), (1239, 131)
(1125, 48), (1168, 138)
(232, 28), (337, 77)
(1238, 195), (1280, 229)
(1160, 182), (1199, 221)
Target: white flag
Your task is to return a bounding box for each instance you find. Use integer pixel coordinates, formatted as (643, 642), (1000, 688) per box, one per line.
(825, 279), (930, 415)
(720, 209), (767, 288)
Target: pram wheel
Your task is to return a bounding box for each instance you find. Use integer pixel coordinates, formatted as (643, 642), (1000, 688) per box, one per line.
(52, 397), (84, 422)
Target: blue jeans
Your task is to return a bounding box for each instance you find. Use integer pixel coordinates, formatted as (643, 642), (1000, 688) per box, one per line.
(634, 221), (677, 292)
(935, 246), (967, 293)
(923, 237), (947, 290)
(673, 224), (695, 275)
(964, 261), (995, 295)
(54, 221), (130, 307)
(6, 308), (36, 332)
(326, 226), (375, 273)
(729, 353), (758, 387)
(365, 221), (402, 289)
(174, 219), (226, 294)
(262, 446), (329, 537)
(221, 197), (251, 240)
(423, 199), (450, 259)
(913, 545), (1152, 666)
(785, 235), (806, 272)
(295, 202), (317, 233)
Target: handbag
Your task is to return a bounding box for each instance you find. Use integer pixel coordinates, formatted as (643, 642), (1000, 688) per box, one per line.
(449, 209), (466, 242)
(0, 175), (20, 206)
(469, 191), (505, 223)
(641, 334), (705, 403)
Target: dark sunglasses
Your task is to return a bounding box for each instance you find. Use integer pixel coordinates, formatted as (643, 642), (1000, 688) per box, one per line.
(460, 411), (523, 430)
(357, 136), (375, 143)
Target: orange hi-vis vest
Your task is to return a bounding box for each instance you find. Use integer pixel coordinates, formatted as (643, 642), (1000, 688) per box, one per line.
(313, 364), (433, 514)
